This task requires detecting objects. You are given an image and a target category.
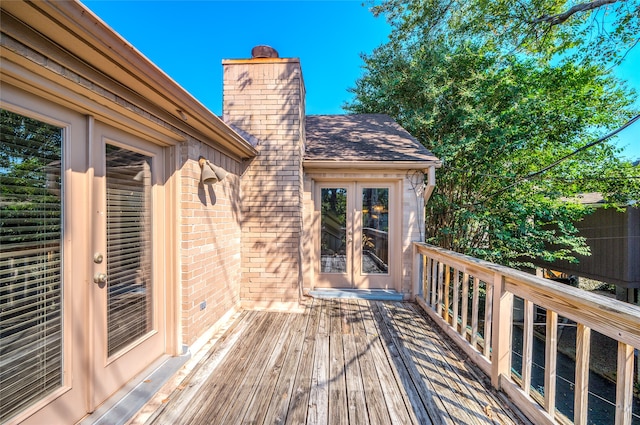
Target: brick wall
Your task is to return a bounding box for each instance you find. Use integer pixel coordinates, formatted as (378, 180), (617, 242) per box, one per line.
(179, 140), (244, 346)
(222, 57), (305, 307)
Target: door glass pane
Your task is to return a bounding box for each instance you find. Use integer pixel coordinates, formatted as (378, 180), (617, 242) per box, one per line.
(320, 188), (347, 273)
(106, 145), (152, 356)
(0, 110), (63, 421)
(362, 188), (389, 274)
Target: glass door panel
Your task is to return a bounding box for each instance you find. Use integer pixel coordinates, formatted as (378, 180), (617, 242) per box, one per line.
(0, 110), (63, 422)
(105, 145), (153, 356)
(361, 188), (389, 275)
(320, 187), (348, 274)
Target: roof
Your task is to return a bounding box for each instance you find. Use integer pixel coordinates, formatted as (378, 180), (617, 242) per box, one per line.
(304, 114), (440, 165)
(570, 192), (606, 205)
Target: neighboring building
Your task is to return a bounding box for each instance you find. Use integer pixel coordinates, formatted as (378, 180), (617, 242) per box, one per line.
(538, 192), (639, 304)
(0, 1), (440, 423)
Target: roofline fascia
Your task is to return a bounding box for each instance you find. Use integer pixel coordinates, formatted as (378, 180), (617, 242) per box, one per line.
(303, 160), (442, 171)
(3, 0), (257, 159)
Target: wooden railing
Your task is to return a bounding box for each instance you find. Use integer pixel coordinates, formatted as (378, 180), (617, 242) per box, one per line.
(412, 242), (640, 425)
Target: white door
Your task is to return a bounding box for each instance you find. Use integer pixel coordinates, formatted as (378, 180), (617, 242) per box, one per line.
(89, 122), (166, 408)
(316, 182), (397, 290)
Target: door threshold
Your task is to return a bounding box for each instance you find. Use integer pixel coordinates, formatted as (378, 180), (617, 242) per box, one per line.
(80, 351), (190, 425)
(309, 288), (404, 301)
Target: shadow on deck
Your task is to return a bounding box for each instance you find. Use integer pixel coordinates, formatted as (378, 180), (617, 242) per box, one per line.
(139, 299), (530, 424)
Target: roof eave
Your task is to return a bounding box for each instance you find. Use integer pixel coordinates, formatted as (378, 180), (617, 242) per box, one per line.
(303, 159), (442, 171)
(2, 0), (257, 159)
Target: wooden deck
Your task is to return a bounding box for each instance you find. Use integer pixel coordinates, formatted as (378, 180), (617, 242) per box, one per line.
(144, 299), (530, 425)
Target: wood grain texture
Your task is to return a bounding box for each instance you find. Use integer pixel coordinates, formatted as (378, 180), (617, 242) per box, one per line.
(573, 324), (590, 425)
(148, 299), (530, 425)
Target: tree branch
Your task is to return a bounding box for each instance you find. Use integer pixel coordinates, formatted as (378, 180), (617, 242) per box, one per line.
(532, 0), (619, 26)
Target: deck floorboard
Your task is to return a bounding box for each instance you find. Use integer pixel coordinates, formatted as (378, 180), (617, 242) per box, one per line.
(146, 299), (530, 425)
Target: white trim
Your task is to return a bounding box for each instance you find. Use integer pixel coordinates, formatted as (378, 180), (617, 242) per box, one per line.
(1, 1), (257, 159)
(304, 160), (441, 171)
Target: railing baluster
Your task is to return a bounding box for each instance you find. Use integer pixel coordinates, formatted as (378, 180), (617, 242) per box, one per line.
(430, 259), (438, 308)
(412, 242), (640, 425)
(444, 265), (451, 324)
(452, 269), (460, 333)
(436, 261), (444, 316)
(522, 299), (534, 396)
(471, 276), (480, 349)
(615, 341), (635, 425)
(484, 277), (493, 358)
(461, 272), (469, 341)
(544, 310), (558, 418)
(424, 256), (431, 301)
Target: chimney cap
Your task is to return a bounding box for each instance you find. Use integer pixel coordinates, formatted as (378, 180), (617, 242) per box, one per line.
(251, 45), (279, 59)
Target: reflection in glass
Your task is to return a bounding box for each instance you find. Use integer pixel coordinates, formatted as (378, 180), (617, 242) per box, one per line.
(0, 109), (63, 421)
(320, 188), (347, 273)
(106, 145), (152, 355)
(361, 188), (389, 274)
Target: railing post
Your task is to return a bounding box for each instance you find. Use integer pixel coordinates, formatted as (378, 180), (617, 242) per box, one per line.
(615, 342), (635, 425)
(412, 243), (421, 299)
(491, 273), (512, 389)
(544, 310), (558, 418)
(574, 324), (591, 425)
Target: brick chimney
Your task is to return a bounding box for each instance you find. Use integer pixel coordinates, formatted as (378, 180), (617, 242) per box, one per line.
(222, 46), (306, 307)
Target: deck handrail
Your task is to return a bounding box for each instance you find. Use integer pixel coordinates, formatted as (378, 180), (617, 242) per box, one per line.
(412, 242), (640, 425)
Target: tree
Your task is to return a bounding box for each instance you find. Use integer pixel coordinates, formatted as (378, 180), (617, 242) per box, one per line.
(345, 1), (640, 267)
(369, 0), (640, 65)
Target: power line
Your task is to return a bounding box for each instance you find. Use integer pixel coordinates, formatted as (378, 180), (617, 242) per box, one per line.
(474, 174), (640, 181)
(474, 114), (640, 205)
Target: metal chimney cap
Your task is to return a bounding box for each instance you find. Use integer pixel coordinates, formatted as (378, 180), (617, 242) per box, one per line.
(251, 45), (279, 58)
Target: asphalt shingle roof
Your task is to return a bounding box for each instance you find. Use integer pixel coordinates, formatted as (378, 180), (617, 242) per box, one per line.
(304, 114), (438, 163)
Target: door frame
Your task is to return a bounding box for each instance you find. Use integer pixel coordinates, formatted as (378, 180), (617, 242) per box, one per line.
(89, 121), (168, 409)
(1, 89), (91, 425)
(2, 76), (178, 425)
(313, 179), (401, 291)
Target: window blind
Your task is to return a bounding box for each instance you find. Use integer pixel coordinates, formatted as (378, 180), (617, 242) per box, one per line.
(105, 145), (152, 356)
(0, 109), (63, 422)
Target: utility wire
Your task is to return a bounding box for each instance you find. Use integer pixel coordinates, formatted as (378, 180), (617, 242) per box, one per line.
(474, 114), (640, 205)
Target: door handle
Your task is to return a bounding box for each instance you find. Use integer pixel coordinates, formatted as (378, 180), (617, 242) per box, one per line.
(93, 273), (107, 284)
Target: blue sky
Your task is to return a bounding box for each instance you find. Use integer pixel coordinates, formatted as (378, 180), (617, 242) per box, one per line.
(82, 0), (639, 161)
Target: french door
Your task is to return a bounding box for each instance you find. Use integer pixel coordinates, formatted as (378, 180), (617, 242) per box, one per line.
(89, 122), (166, 408)
(316, 182), (397, 290)
(1, 98), (167, 424)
